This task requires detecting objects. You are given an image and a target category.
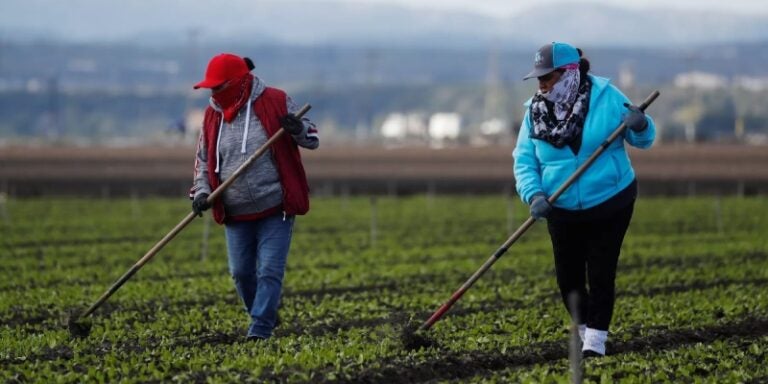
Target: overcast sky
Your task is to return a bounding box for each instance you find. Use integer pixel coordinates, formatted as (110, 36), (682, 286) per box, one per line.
(354, 0), (768, 17)
(3, 0), (767, 21)
(1, 0), (767, 44)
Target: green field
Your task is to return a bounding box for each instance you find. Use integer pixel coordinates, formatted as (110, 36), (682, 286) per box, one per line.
(1, 195), (767, 383)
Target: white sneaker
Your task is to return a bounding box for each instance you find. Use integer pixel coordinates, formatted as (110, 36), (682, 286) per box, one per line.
(582, 327), (608, 356)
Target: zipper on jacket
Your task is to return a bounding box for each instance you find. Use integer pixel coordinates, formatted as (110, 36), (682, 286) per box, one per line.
(283, 211), (287, 221)
(610, 152), (621, 187)
(574, 157), (583, 210)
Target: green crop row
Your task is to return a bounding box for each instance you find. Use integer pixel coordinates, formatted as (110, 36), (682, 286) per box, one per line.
(1, 195), (767, 383)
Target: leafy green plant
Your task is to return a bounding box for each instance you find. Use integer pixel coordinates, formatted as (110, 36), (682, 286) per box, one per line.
(1, 196), (766, 382)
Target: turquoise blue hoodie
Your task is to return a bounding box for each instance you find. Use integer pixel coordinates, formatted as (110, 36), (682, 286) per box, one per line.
(513, 75), (656, 210)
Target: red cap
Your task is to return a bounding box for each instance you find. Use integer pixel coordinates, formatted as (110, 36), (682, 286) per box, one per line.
(193, 53), (249, 89)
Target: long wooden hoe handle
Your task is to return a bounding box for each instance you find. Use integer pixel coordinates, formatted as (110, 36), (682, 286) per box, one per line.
(79, 104), (312, 319)
(418, 91), (660, 331)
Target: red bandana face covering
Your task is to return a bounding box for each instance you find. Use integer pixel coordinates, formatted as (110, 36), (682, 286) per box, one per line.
(211, 74), (254, 122)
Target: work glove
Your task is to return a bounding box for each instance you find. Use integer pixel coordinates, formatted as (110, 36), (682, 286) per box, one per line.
(530, 193), (552, 220)
(192, 193), (211, 217)
(279, 113), (304, 135)
(622, 103), (648, 132)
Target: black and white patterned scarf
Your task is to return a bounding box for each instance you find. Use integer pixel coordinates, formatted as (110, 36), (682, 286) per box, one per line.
(529, 69), (591, 148)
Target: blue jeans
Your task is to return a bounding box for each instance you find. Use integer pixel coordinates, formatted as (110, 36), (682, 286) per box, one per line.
(225, 213), (294, 339)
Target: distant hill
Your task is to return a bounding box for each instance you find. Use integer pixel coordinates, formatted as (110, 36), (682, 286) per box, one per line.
(2, 39), (767, 91)
(2, 1), (768, 48)
(507, 4), (768, 47)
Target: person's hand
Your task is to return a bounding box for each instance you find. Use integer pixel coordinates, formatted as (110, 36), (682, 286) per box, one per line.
(530, 193), (552, 220)
(192, 193), (211, 217)
(279, 113), (304, 135)
(623, 103), (648, 132)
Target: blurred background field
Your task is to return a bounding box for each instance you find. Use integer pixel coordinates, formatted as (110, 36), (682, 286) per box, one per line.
(1, 1), (768, 199)
(1, 0), (768, 150)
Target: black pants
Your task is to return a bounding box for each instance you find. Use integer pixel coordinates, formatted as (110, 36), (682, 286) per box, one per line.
(546, 200), (634, 331)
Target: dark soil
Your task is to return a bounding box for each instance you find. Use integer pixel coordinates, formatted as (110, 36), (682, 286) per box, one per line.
(400, 324), (438, 351)
(6, 235), (154, 250)
(5, 312), (768, 383)
(4, 249), (764, 297)
(322, 315), (768, 384)
(5, 276), (767, 335)
(65, 308), (92, 338)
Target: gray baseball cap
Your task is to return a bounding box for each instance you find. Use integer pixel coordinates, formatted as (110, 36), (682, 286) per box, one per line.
(523, 42), (580, 80)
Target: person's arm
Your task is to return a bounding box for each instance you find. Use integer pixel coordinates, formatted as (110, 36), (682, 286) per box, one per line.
(513, 108), (544, 205)
(283, 96), (319, 150)
(614, 86), (655, 149)
(189, 130), (212, 200)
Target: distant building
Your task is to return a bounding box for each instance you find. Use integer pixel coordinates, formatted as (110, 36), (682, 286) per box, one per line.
(380, 113), (408, 139)
(479, 118), (506, 136)
(744, 133), (768, 146)
(733, 76), (768, 92)
(428, 113), (462, 148)
(380, 112), (428, 146)
(674, 71), (727, 90)
(380, 111), (465, 148)
(470, 117), (510, 147)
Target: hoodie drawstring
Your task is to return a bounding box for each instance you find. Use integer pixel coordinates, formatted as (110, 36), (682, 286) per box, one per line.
(215, 99), (251, 173)
(214, 117), (224, 173)
(241, 101), (251, 154)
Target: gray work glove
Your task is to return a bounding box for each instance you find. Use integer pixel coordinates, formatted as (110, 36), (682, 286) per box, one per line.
(192, 193), (211, 217)
(623, 103), (648, 132)
(530, 193), (552, 220)
(279, 113), (304, 135)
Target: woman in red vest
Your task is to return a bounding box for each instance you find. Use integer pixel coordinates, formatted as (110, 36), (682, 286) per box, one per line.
(190, 53), (319, 341)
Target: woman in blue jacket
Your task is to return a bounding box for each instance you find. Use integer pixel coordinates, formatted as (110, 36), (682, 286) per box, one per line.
(513, 42), (655, 357)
